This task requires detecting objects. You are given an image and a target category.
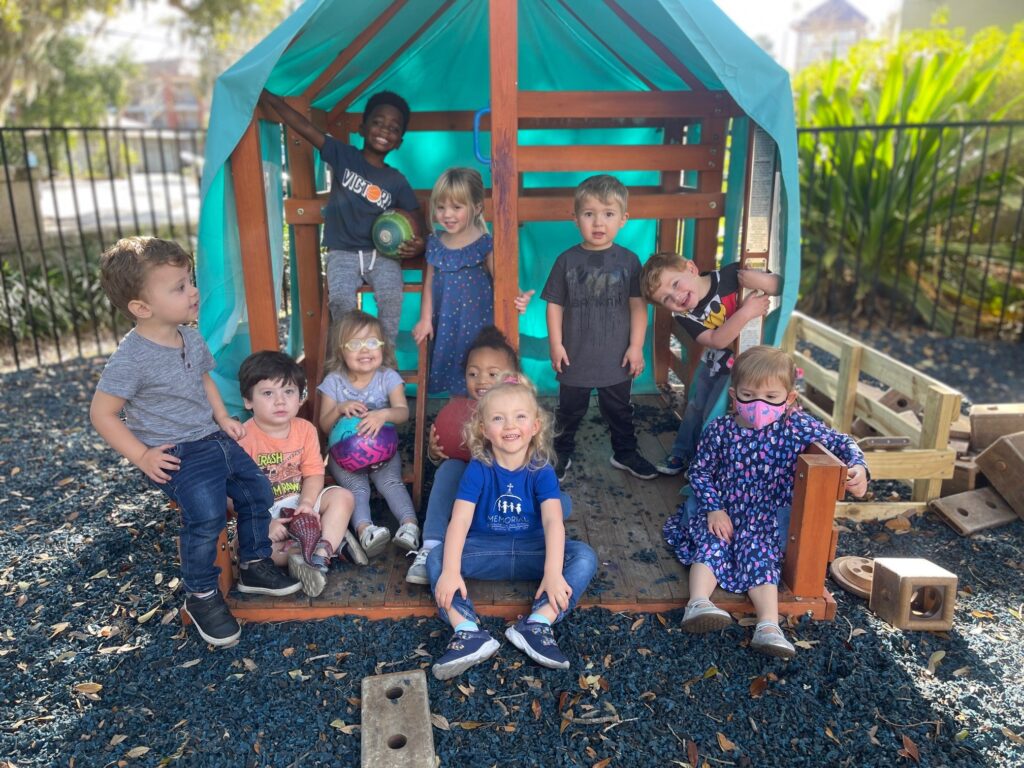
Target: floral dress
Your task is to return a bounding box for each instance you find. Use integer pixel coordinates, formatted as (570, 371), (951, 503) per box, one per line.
(663, 409), (867, 593)
(425, 232), (494, 394)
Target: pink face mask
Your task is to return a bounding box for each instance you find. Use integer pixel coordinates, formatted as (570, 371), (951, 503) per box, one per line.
(734, 397), (789, 430)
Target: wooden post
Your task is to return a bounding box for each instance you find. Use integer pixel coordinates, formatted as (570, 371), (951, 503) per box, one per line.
(691, 118), (725, 271)
(488, 0), (520, 347)
(653, 120), (683, 388)
(833, 341), (863, 433)
(231, 118), (279, 352)
(913, 385), (961, 501)
(782, 443), (846, 599)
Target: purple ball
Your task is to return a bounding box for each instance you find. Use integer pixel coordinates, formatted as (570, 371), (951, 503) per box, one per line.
(328, 417), (398, 472)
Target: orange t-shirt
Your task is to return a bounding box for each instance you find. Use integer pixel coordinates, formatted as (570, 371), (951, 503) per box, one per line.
(238, 417), (324, 504)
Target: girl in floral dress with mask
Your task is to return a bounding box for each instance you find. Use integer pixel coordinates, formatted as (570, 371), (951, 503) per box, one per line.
(663, 346), (869, 658)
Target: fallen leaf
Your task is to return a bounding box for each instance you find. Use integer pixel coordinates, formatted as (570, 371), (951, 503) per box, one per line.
(109, 734), (127, 746)
(179, 659), (201, 669)
(687, 739), (699, 766)
(57, 477), (74, 487)
(49, 622), (69, 639)
(825, 726), (841, 745)
(717, 732), (737, 752)
(898, 734), (920, 763)
(329, 719), (359, 735)
(457, 683), (474, 697)
(657, 614), (668, 627)
(794, 640), (818, 650)
(639, 691), (657, 702)
(926, 650), (945, 674)
(630, 616), (645, 632)
(558, 691), (570, 712)
(532, 699), (542, 720)
(502, 723), (516, 733)
(457, 721), (486, 730)
(89, 569), (108, 580)
(1002, 727), (1024, 745)
(73, 682), (102, 694)
(593, 759), (612, 768)
(749, 676), (767, 699)
(124, 746), (150, 759)
(430, 713), (450, 731)
(885, 517), (912, 532)
(136, 607), (158, 624)
(951, 666), (970, 677)
(867, 725), (881, 746)
(850, 628), (867, 638)
(242, 658), (258, 672)
(971, 610), (994, 620)
(282, 647), (295, 657)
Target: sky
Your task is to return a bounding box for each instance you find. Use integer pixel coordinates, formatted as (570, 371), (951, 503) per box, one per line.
(90, 0), (903, 68)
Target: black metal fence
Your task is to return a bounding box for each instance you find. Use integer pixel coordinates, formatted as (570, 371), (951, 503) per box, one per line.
(798, 119), (1024, 340)
(0, 126), (203, 369)
(1, 121), (1021, 371)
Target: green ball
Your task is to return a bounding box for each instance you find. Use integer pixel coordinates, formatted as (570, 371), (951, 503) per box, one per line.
(372, 209), (417, 258)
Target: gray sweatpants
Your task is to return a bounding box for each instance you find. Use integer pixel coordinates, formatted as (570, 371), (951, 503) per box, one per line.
(325, 249), (404, 344)
(327, 453), (416, 529)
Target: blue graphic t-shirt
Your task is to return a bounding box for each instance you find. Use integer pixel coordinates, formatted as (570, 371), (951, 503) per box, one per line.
(456, 459), (561, 536)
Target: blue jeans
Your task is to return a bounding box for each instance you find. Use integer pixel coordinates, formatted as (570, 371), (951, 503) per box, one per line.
(422, 459), (572, 543)
(680, 493), (792, 555)
(670, 367), (730, 461)
(149, 431), (273, 594)
(426, 534), (597, 625)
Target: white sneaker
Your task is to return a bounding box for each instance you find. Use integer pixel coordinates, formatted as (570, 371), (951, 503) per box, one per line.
(358, 524), (391, 559)
(287, 552), (326, 598)
(405, 547), (432, 585)
(394, 522), (421, 552)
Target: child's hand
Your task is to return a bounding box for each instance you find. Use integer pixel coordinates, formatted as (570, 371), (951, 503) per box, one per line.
(514, 289), (535, 314)
(358, 410), (388, 439)
(137, 444), (180, 484)
(339, 400), (368, 418)
(268, 519), (290, 543)
(217, 415), (246, 440)
(708, 509), (733, 543)
(537, 572), (573, 615)
(427, 425), (449, 462)
(550, 343), (570, 373)
(397, 236), (425, 259)
(412, 318), (434, 344)
(435, 569), (467, 612)
(741, 292), (771, 319)
(621, 344), (645, 378)
(845, 464), (869, 498)
(295, 500), (316, 517)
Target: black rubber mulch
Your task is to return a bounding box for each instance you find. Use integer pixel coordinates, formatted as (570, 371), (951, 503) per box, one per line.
(1, 357), (1023, 767)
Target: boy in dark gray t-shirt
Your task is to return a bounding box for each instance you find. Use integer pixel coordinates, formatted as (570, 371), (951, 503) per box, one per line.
(542, 175), (658, 483)
(90, 237), (300, 648)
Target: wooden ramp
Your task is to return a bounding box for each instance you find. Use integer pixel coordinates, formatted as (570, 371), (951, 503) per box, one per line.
(223, 396), (839, 623)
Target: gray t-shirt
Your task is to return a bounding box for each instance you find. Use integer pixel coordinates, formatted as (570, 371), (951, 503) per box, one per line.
(318, 367), (404, 410)
(96, 326), (218, 446)
(541, 243), (642, 388)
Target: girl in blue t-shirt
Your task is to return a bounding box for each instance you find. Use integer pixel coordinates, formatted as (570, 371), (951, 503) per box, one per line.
(425, 373), (597, 680)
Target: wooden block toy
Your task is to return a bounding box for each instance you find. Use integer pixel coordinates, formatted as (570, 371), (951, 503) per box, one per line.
(950, 414), (971, 442)
(975, 431), (1024, 519)
(361, 670), (435, 768)
(878, 388), (921, 417)
(940, 457), (982, 497)
(969, 403), (1024, 452)
(948, 438), (970, 458)
(869, 557), (957, 631)
(931, 487), (1017, 536)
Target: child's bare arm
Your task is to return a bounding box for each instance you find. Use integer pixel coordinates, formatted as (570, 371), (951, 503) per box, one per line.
(546, 302), (570, 372)
(435, 500), (474, 611)
(412, 263), (435, 343)
(203, 374), (244, 439)
(259, 90), (326, 150)
(319, 394), (345, 434)
(694, 293), (771, 350)
(90, 390), (180, 483)
(537, 499), (572, 613)
(297, 474), (325, 516)
(622, 296), (648, 377)
(737, 269), (782, 296)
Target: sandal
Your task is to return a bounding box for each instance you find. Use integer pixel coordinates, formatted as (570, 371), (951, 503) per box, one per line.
(393, 522), (421, 552)
(750, 620), (796, 659)
(680, 598), (733, 633)
(309, 539), (333, 573)
(358, 524), (391, 559)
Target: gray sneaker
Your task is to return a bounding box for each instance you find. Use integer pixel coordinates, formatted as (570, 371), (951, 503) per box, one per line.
(405, 547), (432, 585)
(288, 552), (326, 598)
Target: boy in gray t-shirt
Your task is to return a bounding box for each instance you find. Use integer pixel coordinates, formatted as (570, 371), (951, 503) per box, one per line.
(90, 237), (300, 648)
(542, 175), (658, 482)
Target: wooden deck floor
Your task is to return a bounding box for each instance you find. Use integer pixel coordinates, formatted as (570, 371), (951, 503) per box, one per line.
(224, 396), (835, 622)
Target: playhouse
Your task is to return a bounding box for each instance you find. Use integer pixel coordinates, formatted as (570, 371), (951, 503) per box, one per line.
(195, 0), (869, 622)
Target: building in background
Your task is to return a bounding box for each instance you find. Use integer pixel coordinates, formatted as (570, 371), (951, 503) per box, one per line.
(792, 0), (870, 70)
(121, 58), (204, 129)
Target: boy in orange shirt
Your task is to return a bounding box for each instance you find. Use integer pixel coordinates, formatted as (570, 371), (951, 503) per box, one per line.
(237, 351), (367, 597)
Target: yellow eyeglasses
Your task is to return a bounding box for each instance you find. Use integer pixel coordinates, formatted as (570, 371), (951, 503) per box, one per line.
(343, 337), (384, 352)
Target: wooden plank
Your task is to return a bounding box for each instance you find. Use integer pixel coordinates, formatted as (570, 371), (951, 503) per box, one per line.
(833, 341), (864, 433)
(692, 118), (726, 271)
(306, 0), (407, 102)
(329, 111), (689, 134)
(518, 90), (740, 120)
(835, 500), (925, 522)
(231, 118), (279, 352)
(653, 121), (684, 388)
(913, 386), (961, 501)
(489, 0), (520, 348)
(518, 143), (719, 173)
(864, 449), (956, 480)
(781, 446), (845, 599)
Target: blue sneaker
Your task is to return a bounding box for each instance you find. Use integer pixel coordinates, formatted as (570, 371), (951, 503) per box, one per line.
(656, 454), (689, 476)
(432, 629), (501, 680)
(504, 618), (570, 669)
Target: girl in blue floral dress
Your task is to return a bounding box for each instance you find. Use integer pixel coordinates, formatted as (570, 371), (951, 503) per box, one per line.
(413, 168), (531, 394)
(664, 346), (869, 658)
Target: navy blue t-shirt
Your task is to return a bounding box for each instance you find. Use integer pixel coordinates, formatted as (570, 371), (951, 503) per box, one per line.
(456, 459), (561, 536)
(319, 137), (419, 251)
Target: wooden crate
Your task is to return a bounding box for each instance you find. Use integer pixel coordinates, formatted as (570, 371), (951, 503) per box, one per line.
(781, 312), (961, 521)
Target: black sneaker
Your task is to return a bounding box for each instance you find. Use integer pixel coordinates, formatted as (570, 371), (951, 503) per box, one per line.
(504, 618), (569, 669)
(609, 451), (658, 480)
(432, 629), (501, 680)
(237, 558), (303, 596)
(183, 591), (241, 647)
(553, 454), (572, 482)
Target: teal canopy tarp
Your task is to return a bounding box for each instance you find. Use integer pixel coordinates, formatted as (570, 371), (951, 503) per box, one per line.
(198, 0), (800, 415)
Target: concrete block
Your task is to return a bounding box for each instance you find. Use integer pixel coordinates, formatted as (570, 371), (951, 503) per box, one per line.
(930, 486), (1017, 535)
(361, 670), (435, 768)
(975, 431), (1024, 519)
(970, 404), (1024, 453)
(869, 557), (957, 631)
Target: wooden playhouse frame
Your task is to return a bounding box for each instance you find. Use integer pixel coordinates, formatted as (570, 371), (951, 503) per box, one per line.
(214, 0), (852, 621)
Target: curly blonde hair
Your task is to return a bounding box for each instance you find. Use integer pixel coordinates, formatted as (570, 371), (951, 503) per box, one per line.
(464, 372), (554, 469)
(327, 310), (397, 375)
